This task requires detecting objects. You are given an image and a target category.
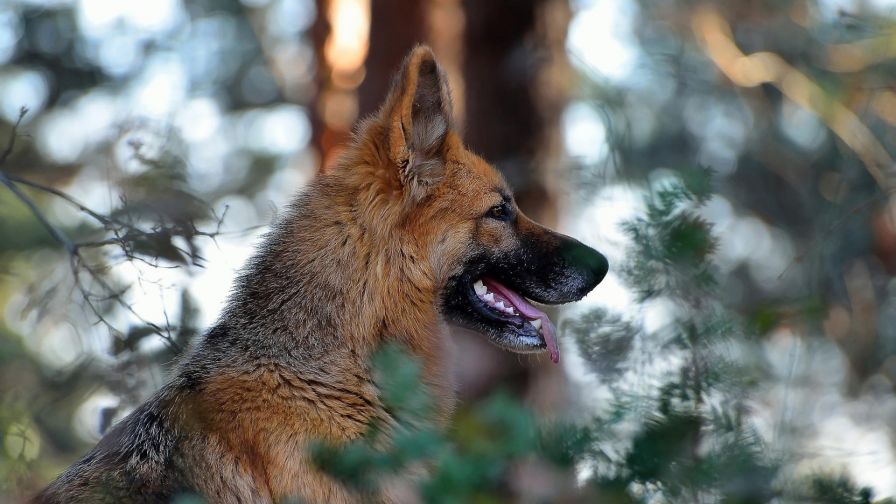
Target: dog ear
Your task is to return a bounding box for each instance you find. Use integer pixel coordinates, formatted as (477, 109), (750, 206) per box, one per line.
(381, 45), (453, 196)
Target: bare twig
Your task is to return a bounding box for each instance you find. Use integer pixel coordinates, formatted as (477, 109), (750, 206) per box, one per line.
(777, 193), (888, 280)
(0, 107), (183, 351)
(692, 7), (896, 191)
(6, 173), (118, 227)
(0, 107), (27, 165)
(0, 107), (267, 355)
(0, 174), (77, 254)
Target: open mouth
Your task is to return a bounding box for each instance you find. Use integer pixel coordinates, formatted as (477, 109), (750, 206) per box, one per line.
(468, 277), (559, 363)
(441, 223), (607, 364)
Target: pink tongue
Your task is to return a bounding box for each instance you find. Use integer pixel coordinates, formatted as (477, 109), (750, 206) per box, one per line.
(482, 278), (559, 364)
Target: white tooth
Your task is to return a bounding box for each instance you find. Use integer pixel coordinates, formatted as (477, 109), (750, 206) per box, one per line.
(474, 280), (486, 295)
(495, 301), (507, 310)
(483, 293), (495, 303)
(507, 307), (516, 315)
(529, 319), (542, 330)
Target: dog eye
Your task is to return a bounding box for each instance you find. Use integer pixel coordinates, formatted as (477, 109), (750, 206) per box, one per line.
(487, 203), (511, 222)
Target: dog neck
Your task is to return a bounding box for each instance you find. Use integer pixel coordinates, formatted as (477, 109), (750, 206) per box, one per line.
(221, 174), (455, 418)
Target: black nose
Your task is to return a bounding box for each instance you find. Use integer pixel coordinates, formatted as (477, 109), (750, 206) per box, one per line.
(563, 240), (609, 294)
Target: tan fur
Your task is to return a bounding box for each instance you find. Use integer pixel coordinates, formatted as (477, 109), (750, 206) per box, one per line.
(34, 46), (583, 504)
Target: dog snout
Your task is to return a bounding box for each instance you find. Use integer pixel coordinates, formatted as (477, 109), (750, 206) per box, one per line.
(560, 239), (609, 298)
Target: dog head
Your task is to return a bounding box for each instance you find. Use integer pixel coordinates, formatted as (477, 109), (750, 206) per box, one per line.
(349, 46), (607, 362)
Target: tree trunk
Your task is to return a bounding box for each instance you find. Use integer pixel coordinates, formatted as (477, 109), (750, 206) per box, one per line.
(357, 1), (427, 117)
(458, 0), (572, 417)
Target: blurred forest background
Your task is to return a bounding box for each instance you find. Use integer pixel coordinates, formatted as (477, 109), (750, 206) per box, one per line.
(2, 0), (896, 502)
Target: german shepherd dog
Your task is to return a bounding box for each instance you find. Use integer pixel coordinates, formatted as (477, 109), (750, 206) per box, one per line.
(35, 46), (607, 503)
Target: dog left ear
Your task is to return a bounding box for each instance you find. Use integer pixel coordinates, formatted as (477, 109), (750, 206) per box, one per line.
(382, 45), (453, 197)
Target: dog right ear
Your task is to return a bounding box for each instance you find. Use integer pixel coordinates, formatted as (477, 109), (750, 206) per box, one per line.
(380, 45), (453, 199)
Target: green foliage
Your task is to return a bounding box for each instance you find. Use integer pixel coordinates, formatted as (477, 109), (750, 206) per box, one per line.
(566, 170), (778, 501)
(171, 494), (206, 504)
(570, 169), (888, 503)
(625, 411), (702, 483)
(773, 472), (887, 504)
(312, 344), (587, 502)
(806, 474), (874, 504)
(563, 309), (635, 378)
(310, 168), (887, 503)
(621, 170), (719, 302)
